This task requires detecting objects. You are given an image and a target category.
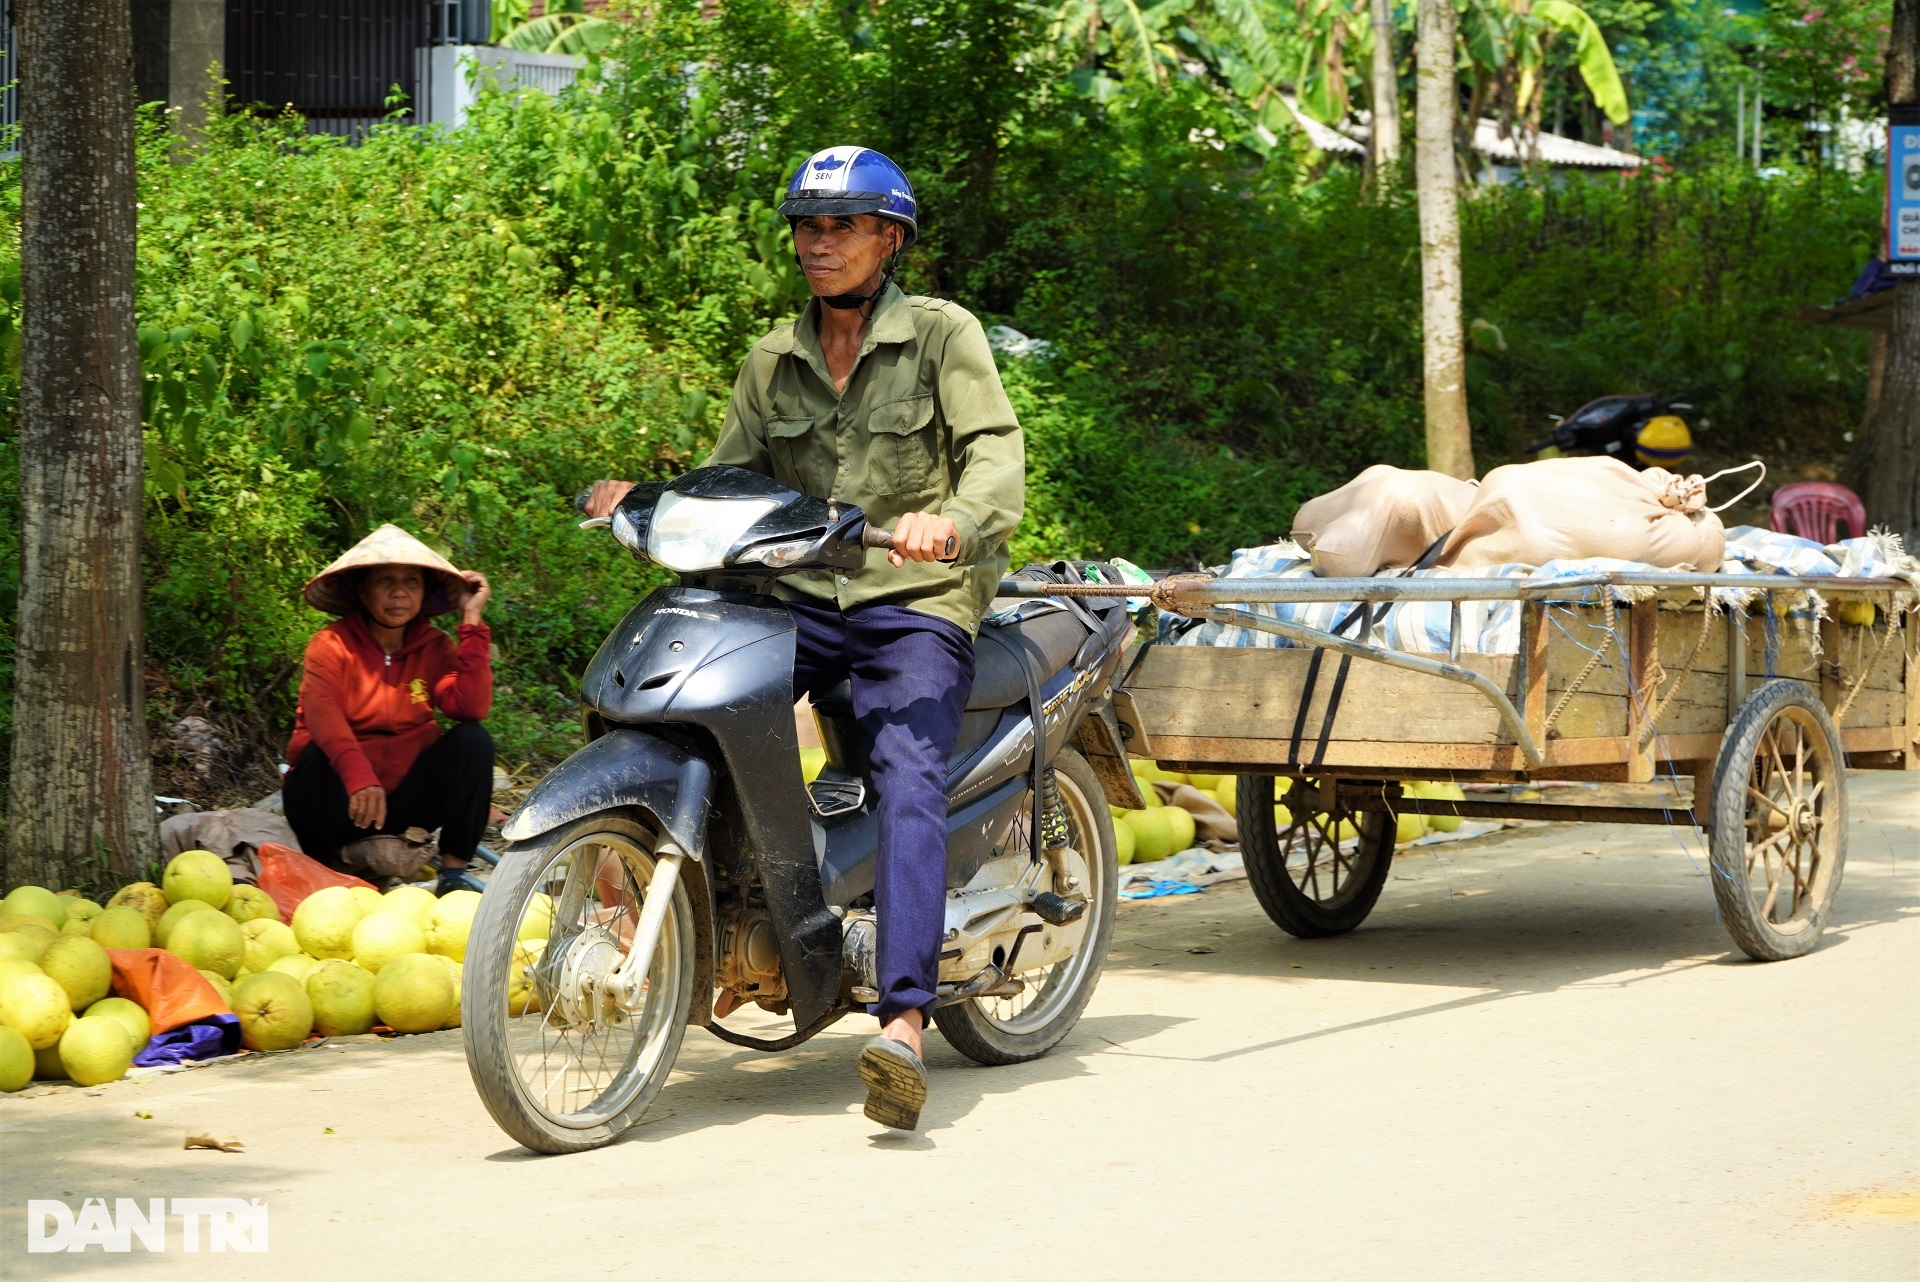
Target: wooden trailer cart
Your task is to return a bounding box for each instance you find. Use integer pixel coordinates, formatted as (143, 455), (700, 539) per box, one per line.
(1007, 570), (1917, 962)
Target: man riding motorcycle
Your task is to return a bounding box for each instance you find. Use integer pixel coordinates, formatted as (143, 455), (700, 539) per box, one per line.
(586, 146), (1024, 1131)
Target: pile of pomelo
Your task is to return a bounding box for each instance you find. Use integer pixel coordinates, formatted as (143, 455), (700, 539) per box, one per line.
(0, 851), (535, 1092)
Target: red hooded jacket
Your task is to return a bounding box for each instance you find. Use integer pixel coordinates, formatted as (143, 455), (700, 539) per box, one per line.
(286, 613), (493, 796)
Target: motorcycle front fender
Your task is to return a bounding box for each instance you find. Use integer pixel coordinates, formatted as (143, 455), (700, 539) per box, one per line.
(500, 729), (712, 859)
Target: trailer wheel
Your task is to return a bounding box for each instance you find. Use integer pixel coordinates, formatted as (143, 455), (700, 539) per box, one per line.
(1707, 680), (1847, 961)
(1237, 776), (1394, 938)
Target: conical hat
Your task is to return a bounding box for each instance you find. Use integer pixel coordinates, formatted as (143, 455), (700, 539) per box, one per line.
(303, 524), (467, 617)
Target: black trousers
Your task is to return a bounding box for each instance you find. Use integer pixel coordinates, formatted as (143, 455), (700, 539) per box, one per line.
(283, 721), (494, 869)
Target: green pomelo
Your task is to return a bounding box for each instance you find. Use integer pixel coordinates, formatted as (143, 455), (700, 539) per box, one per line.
(232, 972), (314, 1051)
(198, 969), (235, 1007)
(1113, 816), (1136, 866)
(506, 940), (545, 1016)
(2, 886), (67, 928)
(1274, 803), (1294, 831)
(84, 997), (151, 1048)
(240, 919), (301, 975)
(347, 886), (385, 917)
(1121, 808), (1180, 862)
(60, 917), (92, 936)
(162, 850), (233, 910)
(1394, 811), (1428, 844)
(373, 953), (454, 1033)
(107, 883), (169, 928)
(1213, 779), (1238, 818)
(378, 885), (437, 927)
(1411, 781), (1466, 833)
(292, 886), (367, 960)
(156, 899), (216, 948)
(0, 971), (75, 1049)
(436, 956), (463, 1029)
(424, 890), (481, 961)
(0, 958), (43, 984)
(39, 936), (112, 1011)
(59, 1016), (134, 1086)
(1162, 805), (1197, 854)
(224, 885), (281, 924)
(34, 1042), (68, 1080)
(60, 899), (104, 926)
(517, 893), (554, 941)
(91, 906), (152, 951)
(0, 1026), (31, 1091)
(306, 960), (376, 1037)
(1185, 773), (1227, 791)
(168, 911), (245, 979)
(1129, 771), (1162, 806)
(0, 914), (58, 939)
(352, 912), (427, 974)
(0, 933), (45, 964)
(267, 953), (323, 984)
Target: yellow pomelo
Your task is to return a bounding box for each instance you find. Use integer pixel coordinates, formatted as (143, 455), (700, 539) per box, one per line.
(1394, 811), (1427, 844)
(436, 956), (464, 1029)
(1162, 805), (1197, 854)
(352, 912), (427, 975)
(347, 886), (385, 917)
(0, 932), (46, 964)
(378, 885), (437, 927)
(1407, 781), (1465, 832)
(224, 885), (281, 924)
(1214, 779), (1238, 818)
(1129, 772), (1162, 807)
(2, 886), (68, 928)
(1122, 808), (1180, 862)
(34, 1042), (69, 1079)
(1313, 814), (1359, 843)
(59, 1016), (134, 1086)
(107, 883), (169, 928)
(372, 953), (454, 1033)
(506, 939), (545, 1016)
(1835, 599), (1875, 627)
(197, 969), (235, 1007)
(0, 971), (74, 1049)
(425, 890), (481, 961)
(266, 953), (323, 985)
(0, 1026), (32, 1091)
(517, 893), (554, 941)
(162, 850), (233, 910)
(90, 905), (152, 951)
(156, 900), (217, 948)
(0, 914), (58, 939)
(0, 958), (42, 984)
(233, 972), (314, 1051)
(58, 900), (103, 935)
(240, 919), (301, 976)
(1185, 773), (1226, 791)
(1113, 817), (1136, 866)
(306, 960), (376, 1037)
(1273, 803), (1294, 831)
(39, 936), (112, 1011)
(292, 886), (367, 961)
(84, 996), (151, 1048)
(799, 746), (826, 782)
(168, 910), (244, 979)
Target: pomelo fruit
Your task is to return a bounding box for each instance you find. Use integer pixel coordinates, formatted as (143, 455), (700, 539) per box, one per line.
(1162, 804), (1197, 854)
(156, 899), (216, 948)
(306, 960), (376, 1037)
(0, 971), (74, 1049)
(39, 936), (112, 1011)
(198, 970), (235, 1007)
(84, 996), (151, 1049)
(292, 886), (366, 960)
(0, 914), (58, 938)
(0, 1026), (32, 1091)
(373, 953), (454, 1033)
(59, 1016), (134, 1086)
(60, 898), (103, 923)
(436, 956), (464, 1029)
(267, 952), (323, 985)
(1122, 808), (1179, 862)
(0, 958), (42, 984)
(1112, 816), (1136, 866)
(224, 885), (280, 924)
(1129, 771), (1162, 806)
(1406, 781), (1465, 832)
(1186, 772), (1226, 791)
(0, 932), (45, 964)
(168, 910), (244, 979)
(517, 893), (554, 941)
(90, 905), (152, 951)
(425, 890), (481, 961)
(1214, 779), (1238, 818)
(232, 972), (314, 1051)
(34, 1043), (68, 1079)
(2, 886), (67, 928)
(162, 850), (233, 910)
(799, 746), (826, 782)
(240, 919), (301, 976)
(347, 886), (385, 917)
(1394, 811), (1427, 844)
(378, 885), (437, 927)
(1836, 598), (1875, 627)
(107, 882), (169, 928)
(1274, 803), (1294, 831)
(506, 939), (545, 1016)
(352, 912), (427, 975)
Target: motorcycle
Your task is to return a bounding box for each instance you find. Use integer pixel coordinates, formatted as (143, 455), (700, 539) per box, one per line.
(461, 465), (1137, 1152)
(1522, 392), (1693, 469)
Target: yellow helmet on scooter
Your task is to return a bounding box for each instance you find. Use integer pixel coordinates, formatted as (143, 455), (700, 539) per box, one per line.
(1635, 415), (1692, 468)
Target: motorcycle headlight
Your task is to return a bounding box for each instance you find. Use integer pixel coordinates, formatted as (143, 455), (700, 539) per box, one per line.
(609, 505), (646, 556)
(645, 492), (780, 572)
(733, 536), (817, 569)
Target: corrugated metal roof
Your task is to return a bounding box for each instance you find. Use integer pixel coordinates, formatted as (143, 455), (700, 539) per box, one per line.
(1276, 97), (1641, 170)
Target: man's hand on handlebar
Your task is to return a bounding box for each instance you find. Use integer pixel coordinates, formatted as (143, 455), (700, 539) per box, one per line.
(888, 511), (960, 567)
(583, 480), (636, 519)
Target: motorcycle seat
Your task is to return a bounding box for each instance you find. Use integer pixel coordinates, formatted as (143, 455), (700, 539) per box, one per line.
(810, 607), (1090, 717)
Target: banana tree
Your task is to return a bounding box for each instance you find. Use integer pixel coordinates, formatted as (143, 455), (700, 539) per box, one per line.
(1459, 0), (1629, 169)
(493, 0), (618, 56)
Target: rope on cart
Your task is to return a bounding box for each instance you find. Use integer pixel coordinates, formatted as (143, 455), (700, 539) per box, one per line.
(1635, 593), (1719, 752)
(1829, 606), (1900, 726)
(1541, 591), (1617, 739)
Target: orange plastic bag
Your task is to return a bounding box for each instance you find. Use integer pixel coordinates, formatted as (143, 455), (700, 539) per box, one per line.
(257, 841), (373, 922)
(106, 948), (231, 1033)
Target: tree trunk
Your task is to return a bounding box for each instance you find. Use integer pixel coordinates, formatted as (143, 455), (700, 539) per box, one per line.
(1366, 0), (1401, 182)
(1414, 0), (1474, 479)
(1862, 0), (1919, 544)
(6, 0), (155, 891)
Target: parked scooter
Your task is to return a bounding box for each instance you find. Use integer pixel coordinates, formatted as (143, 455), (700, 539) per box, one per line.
(1522, 393), (1694, 469)
(461, 465), (1135, 1153)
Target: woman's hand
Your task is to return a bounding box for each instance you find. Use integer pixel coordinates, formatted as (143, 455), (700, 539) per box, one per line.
(348, 785), (388, 831)
(458, 570), (492, 625)
(585, 480), (636, 519)
(888, 511), (960, 566)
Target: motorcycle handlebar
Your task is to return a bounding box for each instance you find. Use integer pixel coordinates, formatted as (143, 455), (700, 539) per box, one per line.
(863, 524), (958, 562)
(572, 489), (594, 515)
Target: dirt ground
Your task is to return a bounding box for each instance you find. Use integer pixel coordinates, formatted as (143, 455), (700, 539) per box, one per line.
(3, 772), (1915, 1282)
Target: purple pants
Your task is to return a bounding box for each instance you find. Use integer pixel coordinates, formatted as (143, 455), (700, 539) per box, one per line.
(787, 599), (975, 1024)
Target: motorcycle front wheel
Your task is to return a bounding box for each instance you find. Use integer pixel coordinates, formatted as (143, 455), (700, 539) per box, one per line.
(463, 813), (694, 1154)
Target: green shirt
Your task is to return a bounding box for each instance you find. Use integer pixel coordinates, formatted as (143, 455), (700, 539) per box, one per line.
(707, 284), (1025, 636)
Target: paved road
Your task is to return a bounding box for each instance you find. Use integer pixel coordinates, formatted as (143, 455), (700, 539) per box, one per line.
(4, 773), (1916, 1281)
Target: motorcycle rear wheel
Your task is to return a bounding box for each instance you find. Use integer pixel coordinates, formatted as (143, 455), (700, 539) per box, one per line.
(463, 813), (694, 1154)
(936, 748), (1118, 1066)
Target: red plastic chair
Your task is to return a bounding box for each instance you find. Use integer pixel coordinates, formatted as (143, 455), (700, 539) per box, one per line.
(1769, 482), (1866, 544)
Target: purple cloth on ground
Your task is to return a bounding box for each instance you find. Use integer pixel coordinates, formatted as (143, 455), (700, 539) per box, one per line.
(132, 1014), (242, 1067)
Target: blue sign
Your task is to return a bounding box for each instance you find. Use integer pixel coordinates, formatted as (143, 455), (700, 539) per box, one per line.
(1893, 119), (1920, 275)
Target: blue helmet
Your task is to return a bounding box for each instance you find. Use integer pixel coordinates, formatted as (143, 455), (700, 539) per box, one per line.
(779, 146), (918, 249)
